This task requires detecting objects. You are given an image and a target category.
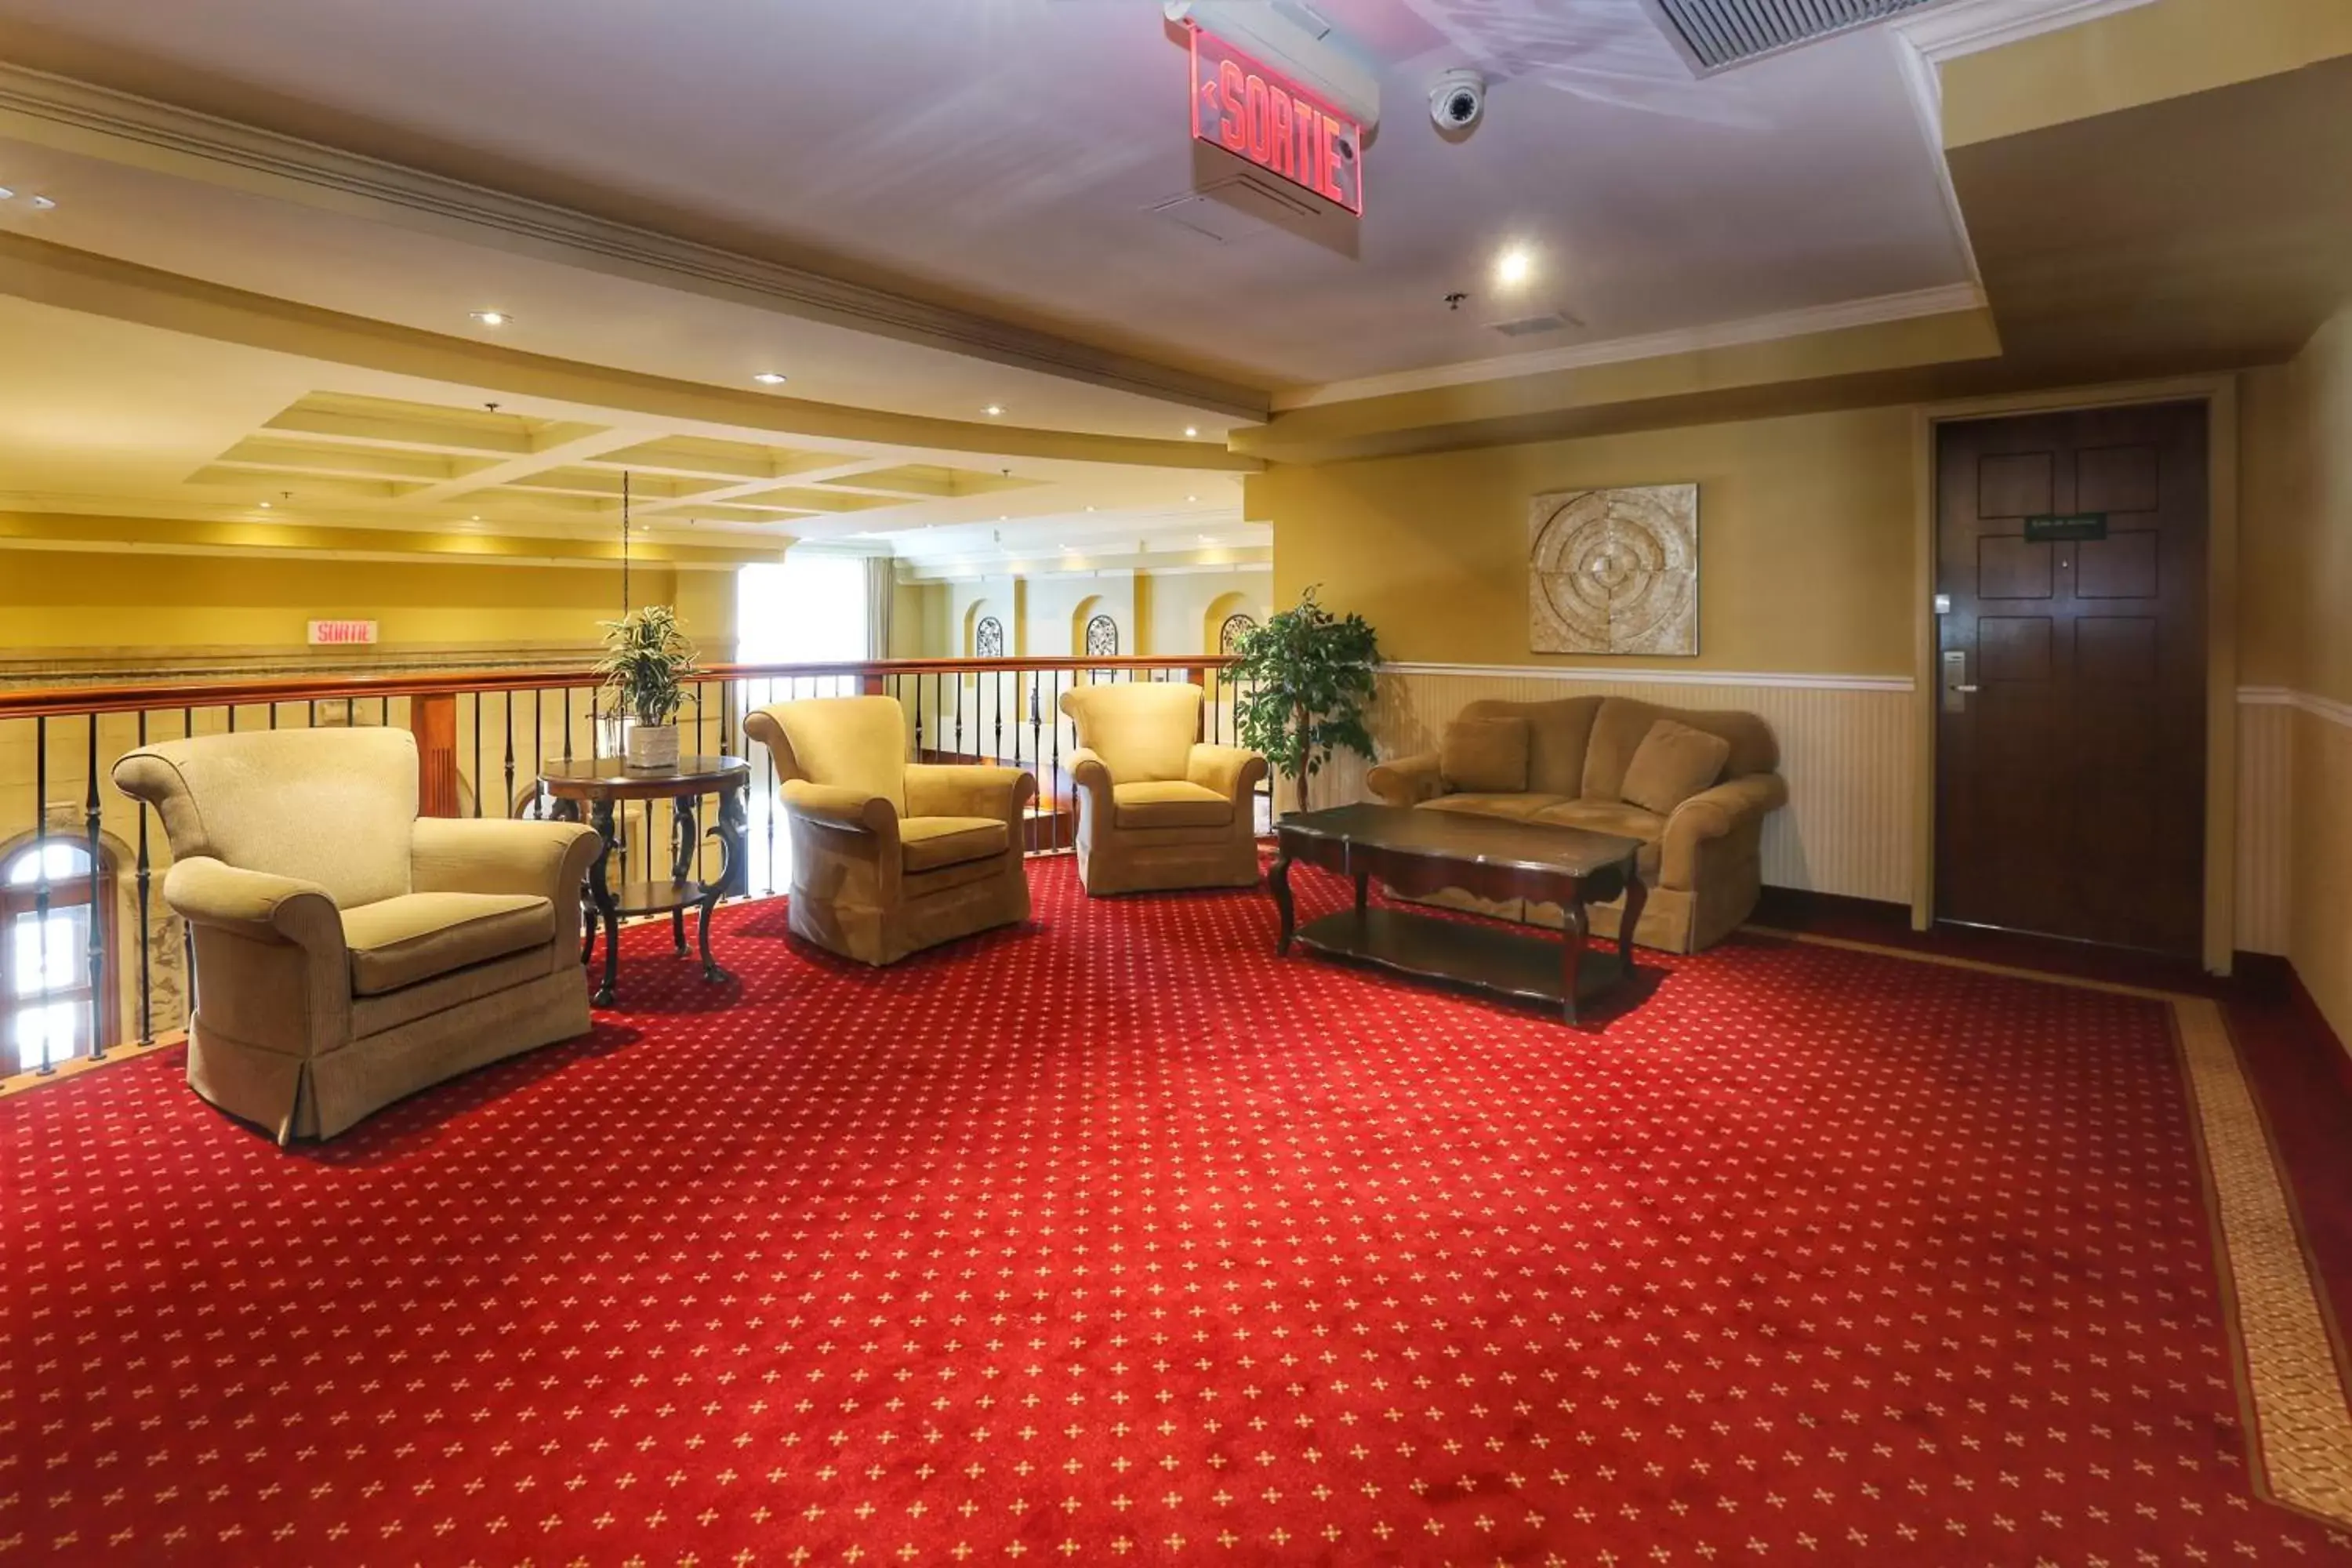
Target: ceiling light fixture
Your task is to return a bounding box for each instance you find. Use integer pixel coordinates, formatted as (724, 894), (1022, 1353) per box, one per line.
(27, 195), (54, 211)
(1184, 426), (1200, 438)
(753, 372), (788, 386)
(982, 405), (1005, 417)
(1494, 246), (1534, 288)
(470, 310), (511, 327)
(1186, 495), (1200, 503)
(258, 500), (272, 510)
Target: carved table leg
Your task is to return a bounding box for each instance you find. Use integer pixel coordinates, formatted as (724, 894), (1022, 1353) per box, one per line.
(669, 797), (698, 956)
(1559, 894), (1590, 1026)
(1617, 867), (1649, 978)
(699, 782), (748, 985)
(1270, 840), (1296, 955)
(587, 798), (622, 1007)
(546, 794), (597, 964)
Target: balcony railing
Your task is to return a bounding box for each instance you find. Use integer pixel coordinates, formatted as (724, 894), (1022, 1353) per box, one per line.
(0, 655), (1264, 1082)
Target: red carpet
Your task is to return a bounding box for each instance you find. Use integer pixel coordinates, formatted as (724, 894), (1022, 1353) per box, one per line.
(6, 858), (2350, 1565)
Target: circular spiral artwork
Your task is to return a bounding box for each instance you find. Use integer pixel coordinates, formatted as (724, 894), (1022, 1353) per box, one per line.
(1084, 614), (1119, 659)
(1527, 484), (1699, 655)
(974, 615), (1004, 659)
(1218, 612), (1257, 656)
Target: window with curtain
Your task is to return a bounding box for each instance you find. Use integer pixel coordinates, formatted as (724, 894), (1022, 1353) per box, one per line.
(735, 553), (872, 663)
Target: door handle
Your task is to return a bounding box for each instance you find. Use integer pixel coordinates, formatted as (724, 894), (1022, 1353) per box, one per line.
(1940, 650), (1976, 713)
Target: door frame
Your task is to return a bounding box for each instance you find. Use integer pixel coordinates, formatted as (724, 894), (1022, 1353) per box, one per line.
(1909, 373), (2240, 974)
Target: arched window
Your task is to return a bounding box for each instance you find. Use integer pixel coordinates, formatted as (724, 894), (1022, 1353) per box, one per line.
(975, 615), (1005, 659)
(1084, 615), (1119, 659)
(2, 838), (117, 1071)
(1218, 612), (1258, 655)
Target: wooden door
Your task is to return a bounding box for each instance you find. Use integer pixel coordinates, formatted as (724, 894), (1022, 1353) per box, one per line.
(1934, 402), (2207, 956)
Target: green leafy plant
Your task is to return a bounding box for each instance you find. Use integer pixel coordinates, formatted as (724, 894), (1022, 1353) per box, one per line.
(1229, 586), (1381, 813)
(596, 604), (699, 728)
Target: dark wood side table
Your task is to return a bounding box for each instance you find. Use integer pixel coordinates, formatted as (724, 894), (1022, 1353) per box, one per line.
(1269, 803), (1647, 1025)
(537, 756), (752, 1007)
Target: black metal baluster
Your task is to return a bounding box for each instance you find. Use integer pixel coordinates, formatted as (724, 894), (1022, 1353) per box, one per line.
(135, 709), (152, 1049)
(307, 699), (318, 729)
(85, 715), (103, 1059)
(267, 702), (278, 731)
(473, 692), (485, 818)
(563, 688), (575, 760)
(1048, 670), (1062, 852)
(379, 697), (390, 728)
(31, 717), (49, 1074)
(502, 692), (516, 820)
(225, 704), (236, 735)
(535, 688), (546, 781)
(913, 673), (925, 761)
(761, 680), (776, 898)
(992, 668), (1003, 764)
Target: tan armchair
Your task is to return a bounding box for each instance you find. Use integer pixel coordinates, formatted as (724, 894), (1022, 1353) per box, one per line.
(113, 728), (602, 1144)
(744, 695), (1036, 965)
(1058, 681), (1268, 895)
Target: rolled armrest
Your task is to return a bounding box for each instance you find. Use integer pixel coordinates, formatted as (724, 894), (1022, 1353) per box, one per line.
(782, 781), (900, 838)
(162, 856), (343, 952)
(1660, 774), (1789, 890)
(907, 764), (1038, 825)
(412, 817), (601, 901)
(1365, 753), (1444, 807)
(1186, 744), (1267, 804)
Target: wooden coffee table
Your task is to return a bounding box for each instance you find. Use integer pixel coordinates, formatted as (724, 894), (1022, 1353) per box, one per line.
(1269, 803), (1648, 1025)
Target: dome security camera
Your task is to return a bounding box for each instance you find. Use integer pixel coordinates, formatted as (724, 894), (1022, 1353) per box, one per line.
(1430, 69), (1485, 132)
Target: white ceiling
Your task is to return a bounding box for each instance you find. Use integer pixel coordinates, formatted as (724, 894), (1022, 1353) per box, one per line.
(0, 0), (1977, 395)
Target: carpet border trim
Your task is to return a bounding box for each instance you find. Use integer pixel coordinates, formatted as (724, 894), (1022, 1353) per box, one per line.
(1750, 925), (2352, 1530)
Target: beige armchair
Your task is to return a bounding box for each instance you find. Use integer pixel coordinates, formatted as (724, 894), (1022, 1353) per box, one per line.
(114, 727), (602, 1144)
(744, 695), (1036, 965)
(1058, 681), (1268, 895)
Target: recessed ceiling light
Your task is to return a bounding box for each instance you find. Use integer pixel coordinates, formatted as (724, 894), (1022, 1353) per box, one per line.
(470, 310), (511, 327)
(752, 372), (788, 386)
(0, 187), (14, 201)
(258, 500), (272, 510)
(982, 404), (1005, 417)
(1198, 533), (1218, 543)
(26, 195), (55, 212)
(1184, 426), (1200, 438)
(1494, 246), (1534, 288)
(1083, 505), (1096, 513)
(1186, 495), (1200, 503)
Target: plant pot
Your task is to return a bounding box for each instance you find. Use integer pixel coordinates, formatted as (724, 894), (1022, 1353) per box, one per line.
(624, 723), (681, 772)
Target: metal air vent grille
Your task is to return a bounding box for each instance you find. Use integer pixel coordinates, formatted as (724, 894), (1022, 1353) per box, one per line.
(1645, 0), (1949, 72)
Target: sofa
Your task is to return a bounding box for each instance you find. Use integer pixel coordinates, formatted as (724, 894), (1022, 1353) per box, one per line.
(1058, 681), (1268, 895)
(1363, 695), (1787, 953)
(113, 727), (604, 1143)
(743, 695), (1036, 965)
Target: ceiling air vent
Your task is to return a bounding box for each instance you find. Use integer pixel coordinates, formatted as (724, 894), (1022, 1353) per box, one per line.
(1489, 312), (1577, 339)
(1642, 0), (1950, 73)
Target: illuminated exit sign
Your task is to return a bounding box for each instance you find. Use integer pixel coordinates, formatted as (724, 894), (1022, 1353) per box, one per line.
(307, 619), (379, 646)
(1188, 27), (1363, 216)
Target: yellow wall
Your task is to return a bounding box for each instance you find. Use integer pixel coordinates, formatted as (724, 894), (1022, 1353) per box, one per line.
(2241, 309), (2352, 1045)
(913, 566), (1272, 659)
(1251, 406), (1916, 675)
(0, 549), (738, 656)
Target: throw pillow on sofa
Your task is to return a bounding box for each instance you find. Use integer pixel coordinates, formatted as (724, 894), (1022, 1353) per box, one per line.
(1438, 716), (1530, 794)
(1620, 718), (1732, 815)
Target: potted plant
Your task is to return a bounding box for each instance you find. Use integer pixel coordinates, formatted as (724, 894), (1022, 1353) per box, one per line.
(597, 604), (699, 771)
(1229, 585), (1381, 815)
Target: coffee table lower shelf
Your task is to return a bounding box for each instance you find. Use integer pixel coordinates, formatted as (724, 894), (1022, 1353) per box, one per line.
(1292, 906), (1634, 1022)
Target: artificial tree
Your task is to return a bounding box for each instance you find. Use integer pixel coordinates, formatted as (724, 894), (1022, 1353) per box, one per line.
(597, 604), (699, 770)
(1229, 586), (1381, 814)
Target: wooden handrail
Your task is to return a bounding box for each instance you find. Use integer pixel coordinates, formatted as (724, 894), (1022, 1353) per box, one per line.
(0, 655), (1244, 720)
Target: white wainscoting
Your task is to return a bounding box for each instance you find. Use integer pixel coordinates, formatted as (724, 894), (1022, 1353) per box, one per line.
(2235, 686), (2352, 961)
(1330, 664), (1918, 906)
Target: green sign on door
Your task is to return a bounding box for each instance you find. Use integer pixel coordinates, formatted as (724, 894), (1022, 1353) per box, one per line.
(2022, 513), (2107, 543)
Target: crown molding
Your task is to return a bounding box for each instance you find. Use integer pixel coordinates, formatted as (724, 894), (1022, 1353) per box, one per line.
(0, 64), (1271, 423)
(1269, 282), (1987, 411)
(1891, 0), (2161, 64)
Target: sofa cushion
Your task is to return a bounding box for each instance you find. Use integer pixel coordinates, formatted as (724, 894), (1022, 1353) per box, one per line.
(1112, 779), (1233, 829)
(1530, 800), (1666, 881)
(1438, 716), (1530, 794)
(1619, 718), (1733, 815)
(341, 892), (555, 996)
(1419, 792), (1569, 822)
(901, 815), (1010, 873)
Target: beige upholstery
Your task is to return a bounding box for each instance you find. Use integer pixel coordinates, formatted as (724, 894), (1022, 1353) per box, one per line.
(744, 695), (1035, 965)
(1364, 696), (1788, 953)
(1058, 682), (1267, 895)
(113, 728), (602, 1143)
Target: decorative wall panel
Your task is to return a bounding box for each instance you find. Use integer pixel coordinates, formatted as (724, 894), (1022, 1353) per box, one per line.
(1528, 485), (1699, 656)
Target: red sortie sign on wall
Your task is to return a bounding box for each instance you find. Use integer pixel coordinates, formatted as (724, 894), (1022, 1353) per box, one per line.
(1187, 26), (1363, 216)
